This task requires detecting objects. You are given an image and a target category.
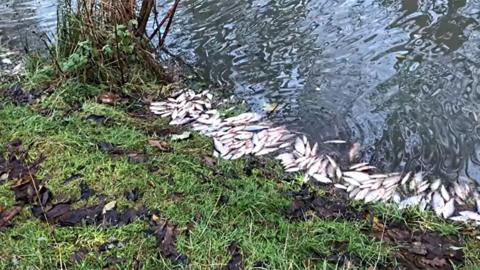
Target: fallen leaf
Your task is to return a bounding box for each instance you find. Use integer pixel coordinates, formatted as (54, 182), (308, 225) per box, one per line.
(148, 140), (171, 152)
(151, 220), (188, 266)
(97, 92), (119, 105)
(0, 206), (22, 229)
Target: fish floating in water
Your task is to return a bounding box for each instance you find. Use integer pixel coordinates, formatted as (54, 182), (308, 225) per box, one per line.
(150, 89), (480, 225)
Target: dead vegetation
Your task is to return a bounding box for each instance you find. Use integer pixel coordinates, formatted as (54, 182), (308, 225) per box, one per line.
(50, 0), (181, 88)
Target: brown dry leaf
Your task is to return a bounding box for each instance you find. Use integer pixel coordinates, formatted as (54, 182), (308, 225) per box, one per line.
(151, 219), (188, 266)
(202, 155), (217, 168)
(97, 92), (119, 105)
(148, 140), (171, 152)
(0, 206), (22, 229)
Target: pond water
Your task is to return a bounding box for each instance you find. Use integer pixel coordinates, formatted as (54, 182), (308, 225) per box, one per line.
(2, 0), (480, 183)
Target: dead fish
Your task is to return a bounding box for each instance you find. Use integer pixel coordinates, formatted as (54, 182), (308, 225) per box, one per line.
(382, 175), (401, 188)
(343, 177), (361, 187)
(294, 137), (305, 155)
(334, 184), (348, 190)
(399, 195), (422, 209)
(453, 182), (467, 201)
(370, 174), (388, 179)
(400, 172), (412, 186)
(307, 160), (322, 176)
(430, 179), (441, 191)
(349, 163), (369, 170)
(364, 189), (384, 203)
(214, 138), (229, 156)
(459, 211), (480, 221)
(311, 143), (318, 155)
(449, 216), (470, 222)
(416, 182), (430, 194)
(312, 174), (333, 184)
(392, 192), (401, 204)
(286, 167), (301, 173)
(349, 187), (360, 198)
(440, 185), (450, 201)
(323, 140), (347, 144)
(244, 125), (269, 132)
(348, 142), (361, 162)
(414, 171), (423, 184)
(355, 165), (377, 172)
(255, 147), (278, 156)
(432, 192), (445, 217)
(343, 171), (370, 182)
(354, 188), (370, 201)
(442, 199), (455, 219)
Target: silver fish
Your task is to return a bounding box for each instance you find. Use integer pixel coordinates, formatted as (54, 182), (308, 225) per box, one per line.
(323, 140), (347, 144)
(449, 216), (470, 222)
(459, 211), (480, 221)
(432, 192), (445, 217)
(440, 185), (450, 201)
(348, 142), (361, 162)
(214, 138), (229, 156)
(255, 147), (278, 156)
(312, 174), (332, 184)
(399, 195), (422, 209)
(430, 179), (442, 191)
(442, 199), (455, 218)
(294, 137), (305, 155)
(334, 184), (348, 190)
(354, 188), (370, 201)
(349, 188), (360, 198)
(349, 163), (369, 170)
(343, 177), (361, 187)
(400, 172), (412, 186)
(343, 171), (370, 182)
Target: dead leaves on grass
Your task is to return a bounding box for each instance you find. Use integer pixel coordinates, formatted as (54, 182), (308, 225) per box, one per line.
(287, 187), (466, 269)
(149, 216), (188, 266)
(223, 242), (243, 270)
(148, 139), (171, 152)
(372, 218), (464, 270)
(0, 206), (23, 230)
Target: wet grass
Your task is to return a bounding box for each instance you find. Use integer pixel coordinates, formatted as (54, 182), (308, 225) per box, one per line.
(0, 62), (479, 269)
(0, 100), (390, 269)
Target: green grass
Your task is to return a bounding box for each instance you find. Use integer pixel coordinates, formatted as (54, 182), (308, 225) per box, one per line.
(1, 58), (479, 269)
(0, 102), (392, 269)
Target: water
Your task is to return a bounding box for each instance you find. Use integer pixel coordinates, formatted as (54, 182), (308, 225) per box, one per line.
(2, 0), (480, 183)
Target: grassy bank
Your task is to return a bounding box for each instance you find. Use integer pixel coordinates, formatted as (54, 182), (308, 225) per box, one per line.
(1, 51), (480, 270)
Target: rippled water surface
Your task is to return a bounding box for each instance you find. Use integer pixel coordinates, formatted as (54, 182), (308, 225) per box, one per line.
(2, 0), (480, 182)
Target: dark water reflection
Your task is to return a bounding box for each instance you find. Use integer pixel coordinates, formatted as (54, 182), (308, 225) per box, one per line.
(2, 0), (480, 183)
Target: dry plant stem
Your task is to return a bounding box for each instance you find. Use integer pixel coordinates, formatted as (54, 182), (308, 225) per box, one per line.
(136, 0), (155, 36)
(114, 23), (126, 86)
(148, 0), (181, 42)
(159, 0), (181, 48)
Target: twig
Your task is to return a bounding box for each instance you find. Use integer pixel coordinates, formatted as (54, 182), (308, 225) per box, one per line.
(114, 24), (126, 86)
(159, 0), (181, 48)
(148, 0), (181, 43)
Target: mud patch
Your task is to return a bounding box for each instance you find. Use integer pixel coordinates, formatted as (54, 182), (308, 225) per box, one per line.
(372, 219), (464, 270)
(223, 242), (243, 270)
(286, 186), (367, 221)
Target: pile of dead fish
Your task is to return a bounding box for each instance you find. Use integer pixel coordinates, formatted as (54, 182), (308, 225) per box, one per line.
(150, 89), (480, 225)
(0, 47), (23, 79)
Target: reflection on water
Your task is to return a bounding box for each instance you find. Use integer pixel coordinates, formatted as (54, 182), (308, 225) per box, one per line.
(2, 0), (480, 183)
(0, 0), (56, 46)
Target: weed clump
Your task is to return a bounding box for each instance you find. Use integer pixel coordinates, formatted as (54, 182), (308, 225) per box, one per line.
(49, 0), (175, 91)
